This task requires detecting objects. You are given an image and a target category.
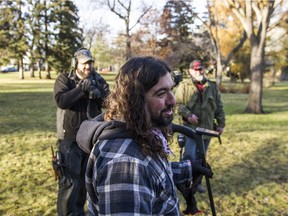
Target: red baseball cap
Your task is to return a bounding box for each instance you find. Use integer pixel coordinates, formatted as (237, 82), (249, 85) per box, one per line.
(190, 60), (203, 70)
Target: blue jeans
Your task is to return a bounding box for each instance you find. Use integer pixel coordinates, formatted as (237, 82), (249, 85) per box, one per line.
(183, 136), (211, 161)
(57, 140), (88, 216)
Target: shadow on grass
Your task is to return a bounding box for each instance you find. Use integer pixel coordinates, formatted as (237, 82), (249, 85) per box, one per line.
(215, 137), (287, 196)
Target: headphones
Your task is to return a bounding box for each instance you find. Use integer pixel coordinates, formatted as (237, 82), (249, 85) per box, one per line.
(70, 47), (89, 70)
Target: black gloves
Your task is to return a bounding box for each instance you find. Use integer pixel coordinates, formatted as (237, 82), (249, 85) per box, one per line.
(89, 88), (102, 99)
(78, 79), (102, 99)
(78, 79), (92, 92)
(191, 159), (213, 178)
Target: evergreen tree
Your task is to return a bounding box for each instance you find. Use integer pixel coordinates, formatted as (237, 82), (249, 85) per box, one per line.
(0, 0), (29, 79)
(0, 1), (15, 65)
(159, 0), (200, 72)
(51, 0), (83, 73)
(26, 0), (43, 77)
(0, 0), (83, 77)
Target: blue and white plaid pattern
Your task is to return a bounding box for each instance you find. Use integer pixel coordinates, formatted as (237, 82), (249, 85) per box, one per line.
(85, 137), (192, 215)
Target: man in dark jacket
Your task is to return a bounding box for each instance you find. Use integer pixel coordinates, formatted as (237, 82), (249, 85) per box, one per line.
(76, 57), (213, 215)
(54, 48), (109, 216)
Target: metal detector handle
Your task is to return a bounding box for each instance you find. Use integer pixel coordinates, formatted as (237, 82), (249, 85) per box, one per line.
(196, 127), (222, 145)
(196, 127), (219, 137)
(170, 123), (217, 216)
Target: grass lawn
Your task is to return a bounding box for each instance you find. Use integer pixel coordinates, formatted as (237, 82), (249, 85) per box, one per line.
(0, 71), (287, 216)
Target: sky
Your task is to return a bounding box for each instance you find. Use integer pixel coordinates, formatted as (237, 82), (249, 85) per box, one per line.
(73, 0), (167, 36)
(73, 0), (207, 37)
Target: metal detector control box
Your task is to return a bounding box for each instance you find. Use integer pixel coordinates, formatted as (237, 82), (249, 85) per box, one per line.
(195, 127), (220, 137)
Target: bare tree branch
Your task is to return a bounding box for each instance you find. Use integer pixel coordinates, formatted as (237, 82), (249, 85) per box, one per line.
(129, 5), (153, 31)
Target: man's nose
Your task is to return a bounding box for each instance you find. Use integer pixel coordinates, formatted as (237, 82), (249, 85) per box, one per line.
(85, 63), (91, 69)
(167, 91), (176, 106)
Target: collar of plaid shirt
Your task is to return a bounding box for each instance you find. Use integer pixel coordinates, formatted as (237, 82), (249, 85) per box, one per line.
(152, 128), (174, 155)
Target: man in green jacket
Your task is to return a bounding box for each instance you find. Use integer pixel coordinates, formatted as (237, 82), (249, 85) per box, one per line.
(175, 60), (225, 191)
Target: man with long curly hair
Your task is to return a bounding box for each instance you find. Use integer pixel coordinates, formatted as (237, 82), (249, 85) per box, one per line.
(76, 56), (213, 215)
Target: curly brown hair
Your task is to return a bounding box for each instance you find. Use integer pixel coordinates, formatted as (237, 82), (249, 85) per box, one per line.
(104, 56), (172, 157)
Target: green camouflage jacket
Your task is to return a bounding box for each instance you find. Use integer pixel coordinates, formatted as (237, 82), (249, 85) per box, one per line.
(174, 79), (225, 139)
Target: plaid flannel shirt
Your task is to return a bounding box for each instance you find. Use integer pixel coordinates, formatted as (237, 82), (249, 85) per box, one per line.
(85, 137), (192, 215)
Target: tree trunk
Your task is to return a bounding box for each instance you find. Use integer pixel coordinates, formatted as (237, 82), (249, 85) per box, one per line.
(45, 60), (51, 79)
(271, 66), (276, 86)
(18, 58), (24, 79)
(29, 60), (35, 77)
(30, 67), (35, 77)
(126, 33), (132, 60)
(245, 41), (264, 114)
(215, 53), (223, 86)
(38, 60), (42, 79)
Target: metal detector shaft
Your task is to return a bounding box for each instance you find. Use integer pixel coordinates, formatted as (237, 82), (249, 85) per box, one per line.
(171, 123), (218, 216)
(196, 134), (217, 216)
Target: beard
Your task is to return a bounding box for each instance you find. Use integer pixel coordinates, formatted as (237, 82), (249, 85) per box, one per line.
(77, 69), (91, 79)
(193, 74), (205, 82)
(151, 106), (174, 127)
